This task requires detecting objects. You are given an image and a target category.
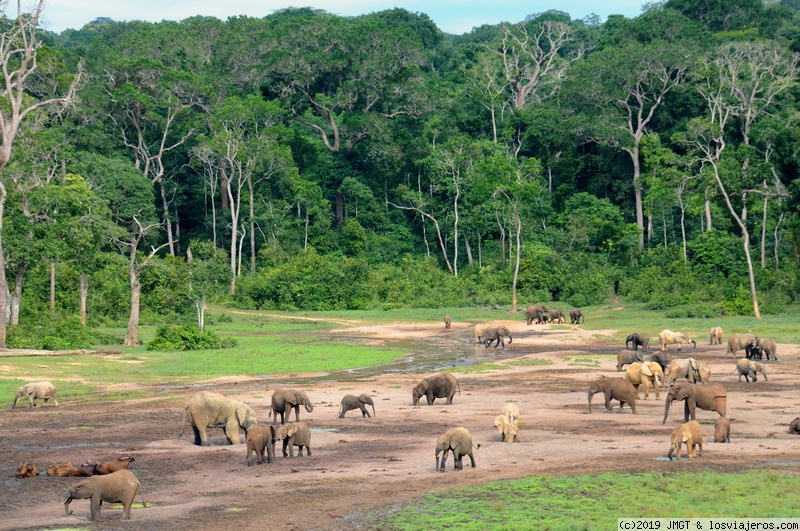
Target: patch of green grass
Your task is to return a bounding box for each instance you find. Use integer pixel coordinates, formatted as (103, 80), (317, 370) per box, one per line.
(373, 471), (800, 530)
(449, 363), (510, 373)
(505, 359), (554, 367)
(565, 355), (609, 367)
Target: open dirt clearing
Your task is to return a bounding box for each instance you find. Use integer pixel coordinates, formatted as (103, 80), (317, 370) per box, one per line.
(1, 319), (799, 530)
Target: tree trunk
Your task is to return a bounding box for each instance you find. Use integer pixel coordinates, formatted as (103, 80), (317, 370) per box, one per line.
(704, 188), (713, 231)
(511, 201), (522, 313)
(249, 176), (256, 273)
(50, 262), (56, 313)
(10, 262), (24, 326)
(631, 147), (645, 248)
(79, 273), (88, 326)
(124, 251), (141, 347)
(463, 233), (473, 266)
(159, 184), (175, 256)
(760, 192), (768, 268)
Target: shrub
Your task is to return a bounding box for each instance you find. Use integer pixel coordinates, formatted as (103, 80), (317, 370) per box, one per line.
(7, 317), (117, 350)
(147, 325), (237, 351)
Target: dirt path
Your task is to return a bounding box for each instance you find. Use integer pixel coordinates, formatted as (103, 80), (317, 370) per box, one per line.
(2, 320), (799, 530)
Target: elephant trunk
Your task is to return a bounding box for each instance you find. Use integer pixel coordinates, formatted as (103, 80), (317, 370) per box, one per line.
(762, 372), (768, 382)
(667, 445), (675, 460)
(691, 340), (697, 349)
(508, 336), (512, 344)
(304, 403), (314, 413)
(663, 399), (672, 424)
(64, 496), (74, 515)
(371, 403), (376, 417)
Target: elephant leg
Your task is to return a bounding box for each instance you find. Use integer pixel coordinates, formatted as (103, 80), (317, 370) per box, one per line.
(468, 452), (476, 468)
(90, 496), (102, 521)
(191, 425), (203, 446)
(454, 453), (463, 470)
(360, 405), (370, 418)
(714, 398), (727, 417)
(438, 450), (448, 472)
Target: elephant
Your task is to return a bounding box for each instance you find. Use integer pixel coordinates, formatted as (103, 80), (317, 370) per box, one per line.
(499, 402), (520, 422)
(12, 381), (58, 409)
(662, 382), (727, 424)
(735, 359), (768, 382)
(625, 361), (664, 400)
(616, 349), (644, 372)
(246, 425), (277, 465)
(494, 414), (525, 443)
(435, 427), (478, 471)
(548, 309), (566, 324)
(179, 391), (257, 446)
(444, 315), (452, 329)
(666, 358), (710, 386)
(725, 333), (757, 358)
(412, 372), (460, 406)
(658, 330), (696, 351)
(64, 469), (143, 521)
(270, 389), (314, 425)
(484, 325), (512, 349)
(525, 305), (549, 325)
(650, 351), (672, 373)
(755, 337), (777, 361)
(275, 422), (312, 457)
(667, 420), (703, 460)
(714, 417), (731, 443)
(339, 393), (376, 418)
(569, 308), (584, 324)
(709, 326), (724, 345)
(473, 323), (488, 344)
(789, 418), (800, 435)
(604, 378), (638, 414)
(587, 376), (616, 413)
(625, 333), (649, 352)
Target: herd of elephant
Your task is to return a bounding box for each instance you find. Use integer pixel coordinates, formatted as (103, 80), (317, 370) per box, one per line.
(595, 325), (790, 459)
(467, 305), (585, 350)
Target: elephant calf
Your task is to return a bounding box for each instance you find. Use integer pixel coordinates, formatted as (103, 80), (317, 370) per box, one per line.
(714, 417), (731, 443)
(789, 418), (800, 435)
(616, 349), (643, 372)
(668, 420), (704, 460)
(276, 422), (312, 457)
(435, 427), (478, 472)
(246, 426), (277, 465)
(736, 359), (768, 382)
(64, 469), (143, 521)
(494, 415), (525, 443)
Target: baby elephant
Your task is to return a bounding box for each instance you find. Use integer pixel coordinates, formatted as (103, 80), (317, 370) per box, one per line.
(64, 469), (143, 521)
(668, 420), (704, 460)
(338, 393), (376, 418)
(789, 417), (800, 435)
(246, 425), (277, 465)
(736, 359), (768, 382)
(714, 417), (731, 443)
(12, 381), (58, 409)
(435, 427), (478, 472)
(275, 422), (312, 457)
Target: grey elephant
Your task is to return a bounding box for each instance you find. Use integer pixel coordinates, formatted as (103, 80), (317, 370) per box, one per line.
(444, 315), (452, 329)
(569, 308), (584, 324)
(625, 333), (649, 351)
(435, 427), (478, 471)
(484, 325), (512, 349)
(755, 337), (777, 361)
(616, 349), (643, 371)
(64, 469), (143, 521)
(587, 376), (616, 413)
(412, 372), (460, 406)
(668, 420), (703, 460)
(666, 358), (710, 386)
(525, 305), (549, 325)
(789, 418), (800, 435)
(12, 381), (59, 409)
(714, 417), (731, 443)
(725, 333), (757, 358)
(339, 393), (376, 418)
(662, 382), (727, 424)
(270, 389), (314, 425)
(548, 309), (566, 324)
(604, 378), (638, 414)
(650, 351), (672, 373)
(246, 425), (277, 465)
(178, 391), (257, 446)
(275, 421), (312, 457)
(735, 359), (768, 382)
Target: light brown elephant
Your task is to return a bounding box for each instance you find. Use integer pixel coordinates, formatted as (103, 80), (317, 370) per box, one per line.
(12, 381), (58, 409)
(473, 323), (488, 344)
(714, 417), (731, 443)
(246, 425), (277, 465)
(725, 333), (757, 358)
(435, 427), (478, 471)
(338, 393), (375, 418)
(444, 315), (452, 329)
(658, 330), (696, 351)
(666, 358), (711, 386)
(494, 415), (525, 443)
(179, 391), (257, 446)
(270, 389), (314, 425)
(662, 382), (727, 424)
(755, 337), (777, 361)
(499, 402), (520, 422)
(64, 469), (143, 521)
(412, 372), (460, 406)
(735, 359), (768, 382)
(275, 422), (312, 457)
(625, 361), (664, 400)
(603, 378), (638, 414)
(709, 326), (724, 345)
(587, 376), (618, 413)
(667, 420), (703, 460)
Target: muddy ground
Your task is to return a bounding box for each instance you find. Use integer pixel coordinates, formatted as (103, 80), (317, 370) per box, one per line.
(1, 319), (799, 530)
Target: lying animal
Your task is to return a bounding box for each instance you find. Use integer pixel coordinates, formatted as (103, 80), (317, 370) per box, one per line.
(92, 456), (135, 475)
(47, 462), (95, 477)
(14, 463), (39, 478)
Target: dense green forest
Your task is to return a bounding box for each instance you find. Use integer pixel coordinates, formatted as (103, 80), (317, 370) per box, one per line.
(0, 0), (799, 348)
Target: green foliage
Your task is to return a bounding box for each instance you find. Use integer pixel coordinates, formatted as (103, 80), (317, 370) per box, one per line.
(147, 324), (237, 351)
(8, 317), (117, 350)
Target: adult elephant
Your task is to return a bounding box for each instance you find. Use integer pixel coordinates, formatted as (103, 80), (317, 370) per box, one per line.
(658, 330), (696, 351)
(625, 361), (664, 400)
(412, 372), (460, 406)
(709, 326), (724, 345)
(484, 326), (512, 349)
(473, 323), (488, 344)
(662, 382), (727, 424)
(569, 308), (584, 324)
(179, 391), (257, 446)
(625, 333), (649, 352)
(435, 427), (477, 471)
(725, 333), (757, 358)
(338, 393), (376, 418)
(12, 381), (59, 408)
(270, 389), (314, 425)
(666, 358), (710, 386)
(525, 305), (549, 325)
(603, 378), (638, 414)
(548, 309), (566, 324)
(616, 350), (643, 372)
(650, 351), (672, 373)
(755, 337), (777, 361)
(736, 359), (768, 382)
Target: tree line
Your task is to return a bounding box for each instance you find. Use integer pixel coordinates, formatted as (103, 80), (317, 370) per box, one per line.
(1, 0), (798, 348)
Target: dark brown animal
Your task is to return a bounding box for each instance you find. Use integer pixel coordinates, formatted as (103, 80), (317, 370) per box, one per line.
(14, 463), (39, 478)
(47, 462), (95, 477)
(92, 456), (135, 475)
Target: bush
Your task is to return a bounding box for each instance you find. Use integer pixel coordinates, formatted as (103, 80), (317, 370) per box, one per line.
(7, 317), (117, 350)
(147, 325), (237, 351)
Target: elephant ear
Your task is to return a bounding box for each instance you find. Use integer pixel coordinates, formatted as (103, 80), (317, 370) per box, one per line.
(419, 381), (430, 392)
(287, 425), (298, 437)
(285, 393), (299, 406)
(359, 395), (369, 404)
(680, 431), (693, 443)
(640, 364), (654, 377)
(494, 415), (507, 429)
(689, 358), (699, 371)
(235, 403), (255, 429)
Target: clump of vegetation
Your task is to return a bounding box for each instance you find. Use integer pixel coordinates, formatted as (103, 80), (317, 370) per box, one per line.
(147, 325), (237, 351)
(7, 317), (117, 350)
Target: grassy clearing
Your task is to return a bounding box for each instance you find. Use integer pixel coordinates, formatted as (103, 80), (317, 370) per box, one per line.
(373, 471), (800, 530)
